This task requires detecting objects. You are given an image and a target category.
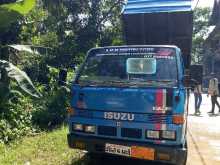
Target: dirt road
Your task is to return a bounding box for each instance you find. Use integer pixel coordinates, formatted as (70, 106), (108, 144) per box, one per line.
(186, 94), (220, 165)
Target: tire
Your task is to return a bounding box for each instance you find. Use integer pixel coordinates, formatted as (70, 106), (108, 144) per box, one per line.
(176, 141), (188, 165)
(87, 152), (104, 165)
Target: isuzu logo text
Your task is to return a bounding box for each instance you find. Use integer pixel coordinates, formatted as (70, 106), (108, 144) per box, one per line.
(104, 112), (134, 121)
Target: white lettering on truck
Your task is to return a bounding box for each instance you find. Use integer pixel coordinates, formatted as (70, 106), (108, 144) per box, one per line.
(104, 112), (134, 121)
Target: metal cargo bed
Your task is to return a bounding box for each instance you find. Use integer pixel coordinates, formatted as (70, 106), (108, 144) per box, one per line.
(122, 0), (193, 68)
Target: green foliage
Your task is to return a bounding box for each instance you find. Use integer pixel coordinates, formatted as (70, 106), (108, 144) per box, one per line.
(0, 0), (124, 144)
(0, 7), (21, 31)
(0, 0), (36, 31)
(0, 60), (41, 98)
(32, 86), (70, 130)
(1, 0), (36, 15)
(30, 66), (71, 129)
(0, 56), (41, 144)
(18, 0), (124, 68)
(192, 7), (211, 64)
(0, 98), (33, 143)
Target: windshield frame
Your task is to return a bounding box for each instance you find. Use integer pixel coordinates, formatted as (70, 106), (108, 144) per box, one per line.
(75, 46), (180, 87)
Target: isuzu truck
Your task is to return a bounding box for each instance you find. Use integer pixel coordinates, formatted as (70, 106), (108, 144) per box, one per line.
(67, 1), (193, 165)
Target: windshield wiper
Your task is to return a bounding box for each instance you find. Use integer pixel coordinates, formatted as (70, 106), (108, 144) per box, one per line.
(129, 78), (146, 81)
(78, 79), (129, 87)
(144, 80), (175, 85)
(78, 79), (175, 88)
(78, 80), (101, 86)
(100, 80), (131, 87)
(128, 79), (175, 86)
(152, 80), (174, 83)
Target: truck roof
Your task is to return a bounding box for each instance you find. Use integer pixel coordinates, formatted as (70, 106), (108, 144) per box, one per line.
(90, 45), (180, 51)
(123, 0), (192, 14)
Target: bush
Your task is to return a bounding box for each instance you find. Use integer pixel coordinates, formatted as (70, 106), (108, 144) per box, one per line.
(32, 86), (70, 130)
(0, 98), (33, 143)
(0, 85), (70, 143)
(0, 64), (72, 143)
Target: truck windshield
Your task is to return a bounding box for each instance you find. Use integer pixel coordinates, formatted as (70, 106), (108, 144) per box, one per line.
(77, 48), (178, 86)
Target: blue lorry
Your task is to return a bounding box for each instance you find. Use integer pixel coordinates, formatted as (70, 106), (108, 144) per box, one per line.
(67, 1), (193, 165)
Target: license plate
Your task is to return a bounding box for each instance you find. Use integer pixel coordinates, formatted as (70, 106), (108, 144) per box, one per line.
(105, 143), (131, 157)
(105, 143), (155, 160)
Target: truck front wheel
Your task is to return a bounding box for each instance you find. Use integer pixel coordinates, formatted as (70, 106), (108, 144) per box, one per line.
(176, 142), (188, 165)
(87, 152), (104, 165)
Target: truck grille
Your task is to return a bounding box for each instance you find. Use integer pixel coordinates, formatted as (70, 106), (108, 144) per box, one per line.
(148, 114), (171, 123)
(98, 126), (117, 136)
(121, 128), (142, 139)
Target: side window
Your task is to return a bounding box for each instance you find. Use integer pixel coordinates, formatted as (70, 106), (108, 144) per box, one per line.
(179, 51), (184, 79)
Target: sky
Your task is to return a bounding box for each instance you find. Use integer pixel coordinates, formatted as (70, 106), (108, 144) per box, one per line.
(193, 0), (215, 8)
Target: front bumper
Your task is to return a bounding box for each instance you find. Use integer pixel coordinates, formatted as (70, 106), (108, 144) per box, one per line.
(67, 133), (187, 165)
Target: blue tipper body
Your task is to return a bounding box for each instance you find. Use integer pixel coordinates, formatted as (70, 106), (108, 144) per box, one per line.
(123, 0), (192, 14)
(67, 1), (192, 165)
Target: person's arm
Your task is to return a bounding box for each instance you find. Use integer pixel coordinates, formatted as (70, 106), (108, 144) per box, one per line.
(208, 80), (212, 96)
(198, 85), (202, 94)
(208, 79), (215, 96)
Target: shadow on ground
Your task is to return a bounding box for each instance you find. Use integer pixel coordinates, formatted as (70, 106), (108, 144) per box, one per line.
(72, 153), (170, 165)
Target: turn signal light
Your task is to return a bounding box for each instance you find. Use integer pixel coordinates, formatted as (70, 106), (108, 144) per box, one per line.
(67, 107), (75, 116)
(172, 115), (185, 124)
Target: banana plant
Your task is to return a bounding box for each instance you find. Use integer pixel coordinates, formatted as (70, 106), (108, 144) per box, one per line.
(0, 60), (42, 98)
(0, 44), (49, 100)
(0, 1), (38, 104)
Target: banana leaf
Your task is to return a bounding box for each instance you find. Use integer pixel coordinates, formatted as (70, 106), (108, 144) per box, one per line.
(0, 0), (36, 31)
(0, 60), (42, 98)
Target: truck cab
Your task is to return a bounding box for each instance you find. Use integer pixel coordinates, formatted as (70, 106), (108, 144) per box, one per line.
(67, 45), (188, 165)
(68, 1), (193, 165)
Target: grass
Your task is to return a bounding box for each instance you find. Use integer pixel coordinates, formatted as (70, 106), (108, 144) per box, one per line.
(0, 126), (86, 165)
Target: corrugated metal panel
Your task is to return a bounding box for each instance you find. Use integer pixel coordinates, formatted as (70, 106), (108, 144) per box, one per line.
(123, 0), (192, 14)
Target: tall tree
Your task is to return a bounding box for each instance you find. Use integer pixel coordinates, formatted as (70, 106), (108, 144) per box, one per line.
(192, 7), (211, 64)
(37, 0), (124, 67)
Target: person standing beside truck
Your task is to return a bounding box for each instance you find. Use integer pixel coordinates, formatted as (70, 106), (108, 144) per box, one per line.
(194, 82), (202, 115)
(208, 75), (220, 114)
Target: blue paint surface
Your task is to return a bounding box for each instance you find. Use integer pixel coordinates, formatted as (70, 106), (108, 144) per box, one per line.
(123, 0), (192, 14)
(68, 46), (187, 147)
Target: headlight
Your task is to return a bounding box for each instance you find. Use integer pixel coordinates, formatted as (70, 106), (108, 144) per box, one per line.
(85, 125), (96, 134)
(73, 124), (83, 131)
(162, 131), (176, 140)
(146, 130), (160, 139)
